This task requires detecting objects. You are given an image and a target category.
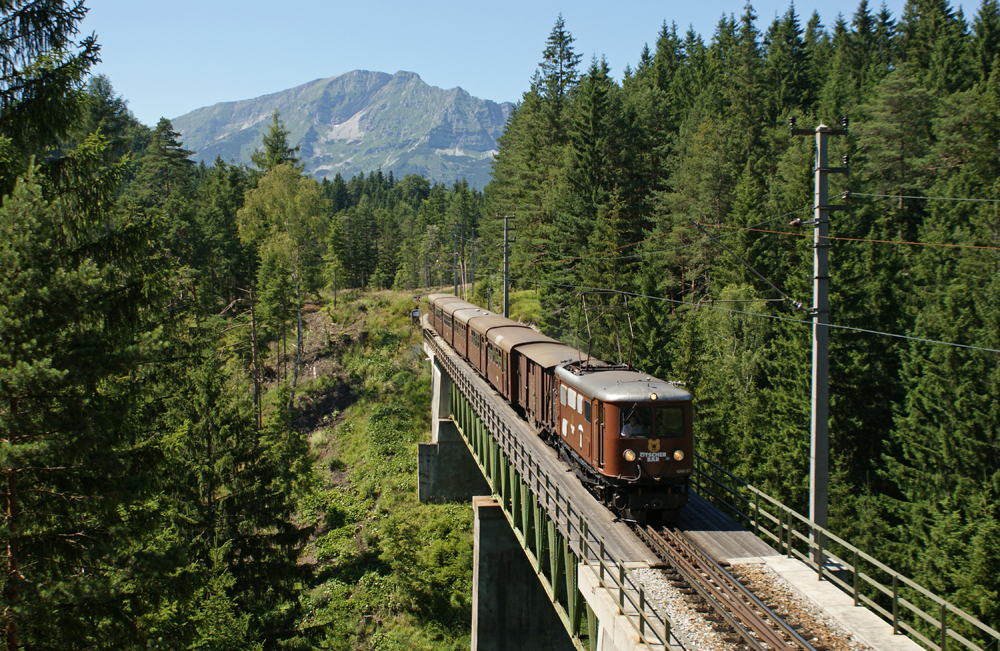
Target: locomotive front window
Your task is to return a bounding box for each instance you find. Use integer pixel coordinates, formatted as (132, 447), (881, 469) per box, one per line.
(619, 404), (651, 437)
(655, 406), (685, 438)
(584, 401), (591, 424)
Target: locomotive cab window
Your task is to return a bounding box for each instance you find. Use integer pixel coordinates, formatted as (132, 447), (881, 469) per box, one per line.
(584, 401), (591, 424)
(560, 385), (567, 406)
(618, 403), (684, 438)
(655, 406), (685, 438)
(619, 404), (651, 437)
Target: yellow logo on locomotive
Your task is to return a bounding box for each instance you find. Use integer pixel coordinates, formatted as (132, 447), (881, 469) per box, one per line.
(647, 438), (661, 453)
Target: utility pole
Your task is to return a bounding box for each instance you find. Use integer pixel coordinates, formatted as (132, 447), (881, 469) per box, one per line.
(470, 229), (475, 299)
(791, 117), (848, 560)
(498, 214), (515, 318)
(453, 223), (459, 296)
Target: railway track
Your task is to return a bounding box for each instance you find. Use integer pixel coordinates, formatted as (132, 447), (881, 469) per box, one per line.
(635, 526), (821, 651)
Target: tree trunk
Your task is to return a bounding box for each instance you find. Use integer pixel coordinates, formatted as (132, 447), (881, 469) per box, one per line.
(5, 460), (19, 651)
(248, 288), (262, 431)
(290, 271), (303, 409)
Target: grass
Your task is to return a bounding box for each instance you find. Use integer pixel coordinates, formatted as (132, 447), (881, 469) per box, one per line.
(296, 289), (472, 651)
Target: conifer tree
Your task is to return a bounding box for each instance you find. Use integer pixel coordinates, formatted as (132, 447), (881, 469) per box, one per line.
(539, 14), (583, 113)
(0, 0), (99, 190)
(251, 110), (301, 173)
(971, 0), (1000, 84)
(0, 150), (156, 650)
(765, 5), (809, 121)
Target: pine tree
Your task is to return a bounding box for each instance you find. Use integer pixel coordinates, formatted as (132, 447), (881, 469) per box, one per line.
(802, 11), (831, 110)
(817, 16), (858, 121)
(568, 58), (617, 221)
(251, 110), (301, 173)
(971, 0), (1000, 85)
(898, 0), (974, 93)
(765, 5), (809, 121)
(0, 151), (157, 650)
(0, 0), (99, 190)
(539, 14), (583, 112)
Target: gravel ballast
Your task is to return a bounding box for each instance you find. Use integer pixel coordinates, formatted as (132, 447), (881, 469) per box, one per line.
(632, 563), (876, 651)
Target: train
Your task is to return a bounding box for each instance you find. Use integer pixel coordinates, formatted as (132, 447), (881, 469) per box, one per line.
(425, 293), (694, 524)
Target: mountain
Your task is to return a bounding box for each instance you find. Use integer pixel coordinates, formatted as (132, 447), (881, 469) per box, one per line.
(171, 70), (513, 189)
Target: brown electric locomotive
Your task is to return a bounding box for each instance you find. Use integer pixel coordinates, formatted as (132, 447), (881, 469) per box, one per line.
(425, 293), (693, 523)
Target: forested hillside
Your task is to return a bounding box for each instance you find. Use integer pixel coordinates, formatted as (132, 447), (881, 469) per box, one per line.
(2, 0), (998, 648)
(478, 4), (1000, 638)
(0, 3), (474, 649)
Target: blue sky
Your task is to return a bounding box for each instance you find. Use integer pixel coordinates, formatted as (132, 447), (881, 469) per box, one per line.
(81, 0), (917, 127)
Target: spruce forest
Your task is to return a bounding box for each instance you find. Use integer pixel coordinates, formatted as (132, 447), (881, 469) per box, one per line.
(1, 1), (998, 650)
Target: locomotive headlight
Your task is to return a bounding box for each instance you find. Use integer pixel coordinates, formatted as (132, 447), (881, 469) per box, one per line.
(623, 449), (637, 462)
(673, 449), (685, 461)
(649, 392), (657, 401)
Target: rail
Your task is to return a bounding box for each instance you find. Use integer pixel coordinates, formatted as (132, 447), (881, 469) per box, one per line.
(638, 526), (818, 651)
(692, 454), (1000, 651)
(424, 326), (673, 649)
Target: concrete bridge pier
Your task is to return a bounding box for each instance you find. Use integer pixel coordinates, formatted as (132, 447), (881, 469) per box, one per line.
(418, 347), (490, 503)
(473, 497), (576, 651)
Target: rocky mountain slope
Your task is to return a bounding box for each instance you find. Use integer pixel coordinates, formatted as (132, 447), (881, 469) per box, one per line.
(172, 70), (512, 189)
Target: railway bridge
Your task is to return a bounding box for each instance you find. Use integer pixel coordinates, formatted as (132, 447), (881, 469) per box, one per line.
(416, 318), (1000, 651)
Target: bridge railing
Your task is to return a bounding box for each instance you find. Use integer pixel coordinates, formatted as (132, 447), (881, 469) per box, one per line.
(426, 327), (671, 650)
(692, 454), (1000, 651)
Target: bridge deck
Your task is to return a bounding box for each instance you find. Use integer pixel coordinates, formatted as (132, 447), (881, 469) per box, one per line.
(675, 492), (777, 562)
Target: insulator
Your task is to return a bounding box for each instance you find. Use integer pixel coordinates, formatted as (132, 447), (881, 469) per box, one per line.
(789, 218), (803, 228)
(789, 116), (796, 128)
(841, 116), (849, 128)
(842, 190), (851, 200)
(842, 154), (850, 166)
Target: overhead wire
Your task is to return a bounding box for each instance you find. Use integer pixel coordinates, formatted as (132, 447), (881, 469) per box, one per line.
(454, 204), (812, 264)
(486, 272), (1000, 355)
(852, 192), (1000, 203)
(690, 219), (803, 308)
(447, 203), (997, 352)
(698, 222), (1000, 252)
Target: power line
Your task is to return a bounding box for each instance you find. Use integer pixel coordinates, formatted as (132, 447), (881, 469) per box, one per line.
(700, 222), (1000, 252)
(748, 204), (812, 229)
(690, 219), (802, 308)
(462, 204), (812, 265)
(496, 273), (1000, 355)
(852, 192), (1000, 204)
